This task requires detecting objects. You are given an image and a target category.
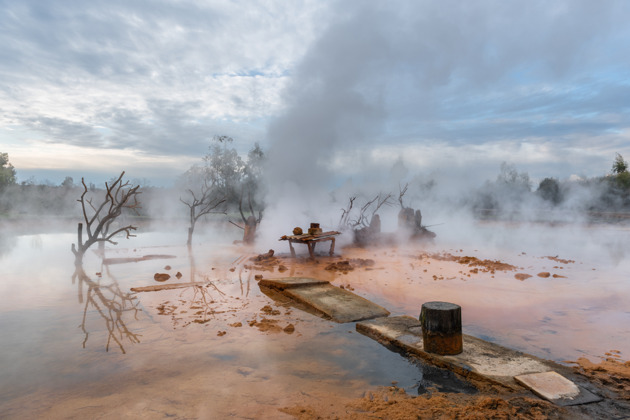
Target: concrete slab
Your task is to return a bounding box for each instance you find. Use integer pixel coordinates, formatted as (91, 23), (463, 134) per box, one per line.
(515, 371), (601, 406)
(259, 277), (390, 323)
(258, 277), (329, 290)
(356, 315), (602, 406)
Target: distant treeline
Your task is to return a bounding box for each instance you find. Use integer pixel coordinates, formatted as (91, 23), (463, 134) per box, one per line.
(1, 149), (629, 223)
(467, 156), (630, 221)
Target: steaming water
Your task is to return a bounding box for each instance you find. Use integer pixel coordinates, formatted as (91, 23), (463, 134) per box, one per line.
(1, 221), (628, 417)
(0, 224), (470, 418)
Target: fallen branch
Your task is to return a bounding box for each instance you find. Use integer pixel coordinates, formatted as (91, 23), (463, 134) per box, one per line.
(130, 282), (206, 293)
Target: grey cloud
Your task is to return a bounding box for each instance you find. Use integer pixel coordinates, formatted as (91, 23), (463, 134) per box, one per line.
(24, 116), (102, 146)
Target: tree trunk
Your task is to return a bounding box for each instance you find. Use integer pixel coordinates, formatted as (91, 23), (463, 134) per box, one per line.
(420, 301), (463, 355)
(187, 226), (194, 246)
(243, 215), (257, 244)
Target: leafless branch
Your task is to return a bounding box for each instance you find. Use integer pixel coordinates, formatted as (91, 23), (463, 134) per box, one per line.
(180, 178), (227, 245)
(339, 193), (392, 230)
(398, 183), (409, 208)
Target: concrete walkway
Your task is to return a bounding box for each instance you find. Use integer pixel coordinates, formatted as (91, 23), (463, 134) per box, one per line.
(259, 277), (603, 406)
(259, 277), (390, 323)
(356, 315), (601, 406)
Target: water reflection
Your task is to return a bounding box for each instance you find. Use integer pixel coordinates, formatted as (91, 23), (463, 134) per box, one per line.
(72, 264), (141, 353)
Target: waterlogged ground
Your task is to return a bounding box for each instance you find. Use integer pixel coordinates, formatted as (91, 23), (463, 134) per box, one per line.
(0, 220), (629, 418)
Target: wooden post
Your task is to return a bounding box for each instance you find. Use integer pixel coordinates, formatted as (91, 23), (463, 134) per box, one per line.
(420, 301), (463, 355)
(307, 242), (316, 258)
(288, 240), (296, 258)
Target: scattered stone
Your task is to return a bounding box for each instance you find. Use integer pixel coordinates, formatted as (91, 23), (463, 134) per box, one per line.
(164, 265), (171, 270)
(175, 271), (183, 279)
(278, 264), (288, 272)
(545, 256), (575, 264)
(325, 260), (354, 273)
(249, 317), (283, 333)
(261, 305), (280, 316)
(515, 273), (532, 281)
(538, 272), (551, 278)
(154, 273), (171, 282)
(229, 322), (243, 328)
(553, 274), (567, 278)
(217, 331), (227, 336)
(283, 323), (295, 334)
(251, 249), (275, 261)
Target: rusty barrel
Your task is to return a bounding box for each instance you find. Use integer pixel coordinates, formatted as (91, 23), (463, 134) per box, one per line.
(420, 301), (463, 355)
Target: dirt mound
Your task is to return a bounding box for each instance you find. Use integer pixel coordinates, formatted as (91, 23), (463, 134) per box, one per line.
(281, 386), (562, 419)
(423, 253), (517, 274)
(325, 259), (375, 273)
(325, 260), (354, 272)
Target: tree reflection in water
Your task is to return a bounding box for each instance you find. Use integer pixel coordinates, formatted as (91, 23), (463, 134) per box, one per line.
(72, 264), (141, 354)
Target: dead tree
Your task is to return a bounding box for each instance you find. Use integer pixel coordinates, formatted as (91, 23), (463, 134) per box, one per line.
(71, 172), (141, 265)
(338, 193), (392, 245)
(234, 187), (263, 244)
(397, 182), (435, 240)
(180, 178), (226, 246)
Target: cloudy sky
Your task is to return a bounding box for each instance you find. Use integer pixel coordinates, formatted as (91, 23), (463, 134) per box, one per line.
(1, 0), (629, 187)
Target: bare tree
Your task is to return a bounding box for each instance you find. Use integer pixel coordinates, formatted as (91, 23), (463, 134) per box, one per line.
(338, 193), (392, 245)
(180, 178), (226, 246)
(228, 143), (265, 244)
(71, 172), (141, 265)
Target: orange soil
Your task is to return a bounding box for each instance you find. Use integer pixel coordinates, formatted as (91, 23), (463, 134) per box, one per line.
(569, 352), (630, 400)
(281, 386), (562, 419)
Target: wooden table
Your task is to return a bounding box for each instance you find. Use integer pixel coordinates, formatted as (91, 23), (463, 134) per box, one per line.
(279, 231), (341, 258)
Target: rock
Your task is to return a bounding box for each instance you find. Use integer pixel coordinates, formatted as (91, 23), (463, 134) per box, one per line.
(154, 273), (171, 282)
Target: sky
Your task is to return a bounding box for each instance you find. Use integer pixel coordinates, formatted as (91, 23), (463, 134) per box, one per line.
(1, 0), (629, 188)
